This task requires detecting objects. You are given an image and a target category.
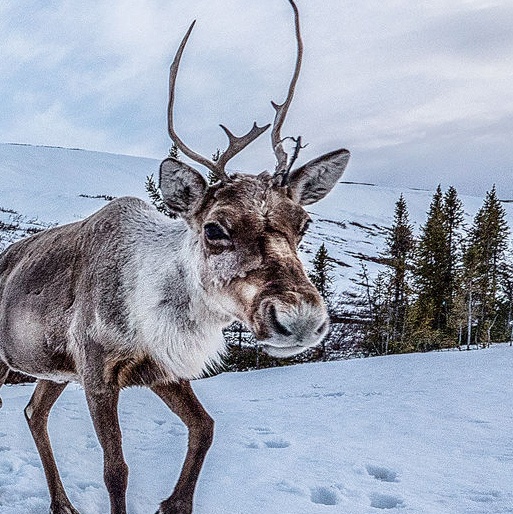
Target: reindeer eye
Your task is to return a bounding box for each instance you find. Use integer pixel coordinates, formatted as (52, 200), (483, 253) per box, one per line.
(204, 222), (230, 242)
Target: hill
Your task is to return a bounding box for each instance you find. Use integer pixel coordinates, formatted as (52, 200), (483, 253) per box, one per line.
(2, 142), (512, 294)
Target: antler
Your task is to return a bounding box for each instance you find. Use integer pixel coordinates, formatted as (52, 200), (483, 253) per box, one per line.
(167, 22), (270, 182)
(271, 0), (304, 183)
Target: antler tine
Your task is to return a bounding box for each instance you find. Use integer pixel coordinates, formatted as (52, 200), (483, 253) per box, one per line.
(168, 22), (270, 182)
(271, 0), (303, 181)
(217, 123), (271, 170)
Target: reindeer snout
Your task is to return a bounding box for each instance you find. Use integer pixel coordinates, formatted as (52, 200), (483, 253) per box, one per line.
(258, 299), (329, 358)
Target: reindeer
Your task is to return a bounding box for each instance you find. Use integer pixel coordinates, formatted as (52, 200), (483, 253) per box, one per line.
(0, 1), (349, 513)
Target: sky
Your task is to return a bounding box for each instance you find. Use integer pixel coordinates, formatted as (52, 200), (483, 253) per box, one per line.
(1, 0), (512, 198)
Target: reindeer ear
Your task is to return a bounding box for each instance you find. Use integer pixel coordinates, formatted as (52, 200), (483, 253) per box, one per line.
(288, 149), (350, 205)
(159, 158), (207, 216)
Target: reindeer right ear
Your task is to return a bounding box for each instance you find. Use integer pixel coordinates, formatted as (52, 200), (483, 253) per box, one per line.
(159, 158), (207, 216)
(288, 149), (350, 206)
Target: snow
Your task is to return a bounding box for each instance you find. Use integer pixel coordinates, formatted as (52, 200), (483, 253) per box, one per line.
(0, 143), (154, 224)
(1, 345), (512, 513)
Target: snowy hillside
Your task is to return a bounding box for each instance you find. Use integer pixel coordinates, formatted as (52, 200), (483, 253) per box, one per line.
(1, 142), (513, 293)
(0, 344), (512, 513)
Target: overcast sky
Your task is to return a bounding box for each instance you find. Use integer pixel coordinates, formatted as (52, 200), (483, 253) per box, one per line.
(2, 0), (512, 198)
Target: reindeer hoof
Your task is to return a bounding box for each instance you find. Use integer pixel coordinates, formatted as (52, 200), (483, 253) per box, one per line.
(156, 500), (193, 514)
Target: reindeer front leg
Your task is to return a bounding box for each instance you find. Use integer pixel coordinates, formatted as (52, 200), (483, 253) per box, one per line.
(84, 385), (128, 514)
(151, 380), (214, 514)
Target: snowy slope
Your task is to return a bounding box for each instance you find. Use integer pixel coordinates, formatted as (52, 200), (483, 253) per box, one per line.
(0, 344), (512, 513)
(2, 143), (513, 294)
(0, 143), (153, 224)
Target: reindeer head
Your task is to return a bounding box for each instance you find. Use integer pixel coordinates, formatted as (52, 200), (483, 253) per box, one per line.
(159, 0), (350, 358)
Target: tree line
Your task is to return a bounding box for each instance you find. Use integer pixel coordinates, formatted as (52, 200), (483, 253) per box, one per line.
(326, 185), (512, 357)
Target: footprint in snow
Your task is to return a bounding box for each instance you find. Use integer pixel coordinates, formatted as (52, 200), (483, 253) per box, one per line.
(250, 426), (274, 435)
(369, 492), (405, 510)
(276, 480), (304, 496)
(264, 438), (290, 449)
(310, 485), (341, 506)
(244, 438), (291, 449)
(366, 464), (399, 483)
(244, 428), (290, 449)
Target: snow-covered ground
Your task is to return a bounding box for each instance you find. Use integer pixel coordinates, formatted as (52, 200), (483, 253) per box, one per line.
(0, 344), (512, 513)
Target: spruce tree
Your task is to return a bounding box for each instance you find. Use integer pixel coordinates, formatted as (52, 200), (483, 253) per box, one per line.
(414, 185), (446, 331)
(442, 186), (464, 329)
(207, 149), (222, 185)
(383, 194), (415, 346)
(308, 243), (335, 361)
(498, 256), (513, 344)
(145, 144), (181, 217)
(361, 271), (394, 355)
(413, 185), (464, 338)
(145, 174), (171, 215)
(463, 185), (510, 345)
(168, 143), (179, 159)
(308, 243), (335, 305)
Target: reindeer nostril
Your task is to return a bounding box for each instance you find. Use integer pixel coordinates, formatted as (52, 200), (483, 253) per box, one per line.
(269, 304), (293, 337)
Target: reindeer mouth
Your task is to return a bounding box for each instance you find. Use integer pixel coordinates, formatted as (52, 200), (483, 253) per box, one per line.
(261, 343), (310, 358)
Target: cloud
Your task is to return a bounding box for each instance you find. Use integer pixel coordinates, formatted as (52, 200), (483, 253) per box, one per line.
(1, 0), (512, 197)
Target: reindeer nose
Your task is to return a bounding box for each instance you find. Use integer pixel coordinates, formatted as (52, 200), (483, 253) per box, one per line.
(265, 301), (329, 345)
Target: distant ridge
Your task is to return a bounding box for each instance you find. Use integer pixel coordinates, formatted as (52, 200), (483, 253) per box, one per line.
(1, 143), (512, 293)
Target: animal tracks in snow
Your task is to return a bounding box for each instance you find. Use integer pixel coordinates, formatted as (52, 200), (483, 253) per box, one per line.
(274, 462), (406, 510)
(366, 464), (400, 483)
(365, 464), (404, 509)
(243, 427), (292, 450)
(242, 422), (407, 510)
(263, 438), (291, 449)
(310, 485), (343, 506)
(370, 492), (405, 509)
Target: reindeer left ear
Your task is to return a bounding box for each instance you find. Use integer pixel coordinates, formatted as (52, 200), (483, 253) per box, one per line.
(159, 158), (207, 217)
(288, 149), (350, 205)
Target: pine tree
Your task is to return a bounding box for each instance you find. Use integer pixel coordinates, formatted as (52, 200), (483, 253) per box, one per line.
(463, 185), (510, 345)
(145, 174), (171, 215)
(308, 243), (335, 361)
(361, 270), (394, 355)
(382, 194), (415, 346)
(498, 256), (513, 345)
(308, 243), (335, 305)
(168, 143), (179, 159)
(207, 149), (222, 185)
(413, 185), (464, 338)
(414, 185), (446, 330)
(442, 186), (464, 330)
